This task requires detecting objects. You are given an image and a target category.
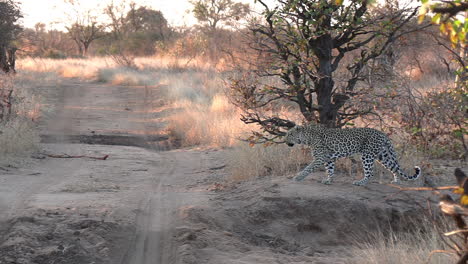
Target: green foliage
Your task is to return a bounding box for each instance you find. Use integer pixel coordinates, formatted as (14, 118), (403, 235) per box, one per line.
(103, 3), (173, 56)
(125, 6), (168, 39)
(419, 0), (467, 46)
(191, 0), (250, 30)
(0, 0), (22, 46)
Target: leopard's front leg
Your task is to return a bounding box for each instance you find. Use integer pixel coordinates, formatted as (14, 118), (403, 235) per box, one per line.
(294, 150), (329, 181)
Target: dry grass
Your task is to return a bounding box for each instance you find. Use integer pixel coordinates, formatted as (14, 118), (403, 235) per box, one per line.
(0, 74), (40, 161)
(167, 95), (249, 147)
(349, 223), (451, 264)
(16, 56), (219, 83)
(0, 118), (38, 159)
(96, 68), (156, 86)
(227, 142), (311, 181)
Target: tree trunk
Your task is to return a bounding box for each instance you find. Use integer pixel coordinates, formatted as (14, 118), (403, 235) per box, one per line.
(73, 39), (83, 57)
(0, 45), (9, 73)
(83, 43), (89, 57)
(0, 45), (17, 74)
(7, 48), (16, 73)
(315, 34), (337, 128)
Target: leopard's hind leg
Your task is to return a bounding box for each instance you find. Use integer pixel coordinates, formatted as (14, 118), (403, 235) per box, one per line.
(376, 148), (401, 184)
(321, 158), (337, 185)
(377, 147), (420, 183)
(353, 153), (376, 186)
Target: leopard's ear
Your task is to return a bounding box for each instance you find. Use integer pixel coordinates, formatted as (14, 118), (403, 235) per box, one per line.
(294, 125), (305, 132)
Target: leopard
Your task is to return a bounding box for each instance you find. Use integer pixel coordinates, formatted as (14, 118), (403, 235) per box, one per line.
(284, 123), (421, 186)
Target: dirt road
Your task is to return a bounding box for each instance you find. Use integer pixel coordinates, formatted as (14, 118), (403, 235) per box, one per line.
(0, 79), (224, 263)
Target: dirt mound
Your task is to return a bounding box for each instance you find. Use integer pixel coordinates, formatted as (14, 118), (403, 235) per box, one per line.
(0, 209), (133, 264)
(176, 178), (427, 263)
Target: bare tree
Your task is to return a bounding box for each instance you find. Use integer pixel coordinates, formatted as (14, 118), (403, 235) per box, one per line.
(104, 0), (129, 40)
(230, 0), (426, 142)
(64, 1), (104, 57)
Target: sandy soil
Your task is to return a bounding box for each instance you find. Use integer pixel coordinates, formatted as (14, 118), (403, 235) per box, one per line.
(0, 77), (463, 264)
(0, 79), (223, 263)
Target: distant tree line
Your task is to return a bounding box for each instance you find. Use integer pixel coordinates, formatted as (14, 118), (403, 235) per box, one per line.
(12, 0), (250, 61)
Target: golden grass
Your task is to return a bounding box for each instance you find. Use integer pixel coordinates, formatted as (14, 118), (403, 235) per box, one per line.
(16, 56), (219, 81)
(167, 94), (250, 147)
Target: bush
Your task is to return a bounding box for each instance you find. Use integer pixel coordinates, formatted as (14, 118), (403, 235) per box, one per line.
(0, 74), (39, 161)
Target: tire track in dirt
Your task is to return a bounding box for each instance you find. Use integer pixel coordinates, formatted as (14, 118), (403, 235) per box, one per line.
(41, 79), (210, 264)
(121, 150), (209, 264)
(120, 154), (177, 264)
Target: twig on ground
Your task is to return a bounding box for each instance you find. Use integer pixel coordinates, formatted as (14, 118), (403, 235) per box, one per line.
(46, 154), (109, 160)
(425, 249), (458, 264)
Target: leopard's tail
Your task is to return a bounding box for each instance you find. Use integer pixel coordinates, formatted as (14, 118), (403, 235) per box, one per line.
(397, 165), (421, 181)
(379, 139), (421, 181)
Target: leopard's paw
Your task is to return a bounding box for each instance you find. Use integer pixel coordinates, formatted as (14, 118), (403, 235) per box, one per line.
(294, 174), (307, 181)
(352, 179), (368, 186)
(321, 179), (332, 185)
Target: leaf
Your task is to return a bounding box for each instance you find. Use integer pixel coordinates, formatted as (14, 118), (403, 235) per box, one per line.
(432, 13), (441, 24)
(461, 195), (468, 206)
(418, 14), (427, 24)
(334, 0), (344, 5)
(418, 4), (429, 24)
(450, 32), (458, 45)
(440, 23), (447, 34)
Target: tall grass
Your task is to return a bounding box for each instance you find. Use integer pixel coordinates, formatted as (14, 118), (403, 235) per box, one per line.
(227, 142), (311, 181)
(0, 74), (40, 161)
(349, 223), (451, 264)
(167, 94), (250, 147)
(16, 56), (220, 83)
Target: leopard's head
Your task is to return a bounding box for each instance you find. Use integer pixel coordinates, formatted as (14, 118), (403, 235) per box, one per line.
(284, 125), (305, 147)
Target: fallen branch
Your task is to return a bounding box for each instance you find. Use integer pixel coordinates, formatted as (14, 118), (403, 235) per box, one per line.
(386, 184), (459, 191)
(384, 184), (458, 200)
(47, 154), (109, 160)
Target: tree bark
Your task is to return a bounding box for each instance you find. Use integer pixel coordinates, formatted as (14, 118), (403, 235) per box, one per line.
(314, 34), (336, 127)
(0, 45), (17, 73)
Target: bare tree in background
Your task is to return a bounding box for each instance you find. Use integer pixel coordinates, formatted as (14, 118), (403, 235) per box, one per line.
(64, 0), (104, 57)
(190, 0), (250, 60)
